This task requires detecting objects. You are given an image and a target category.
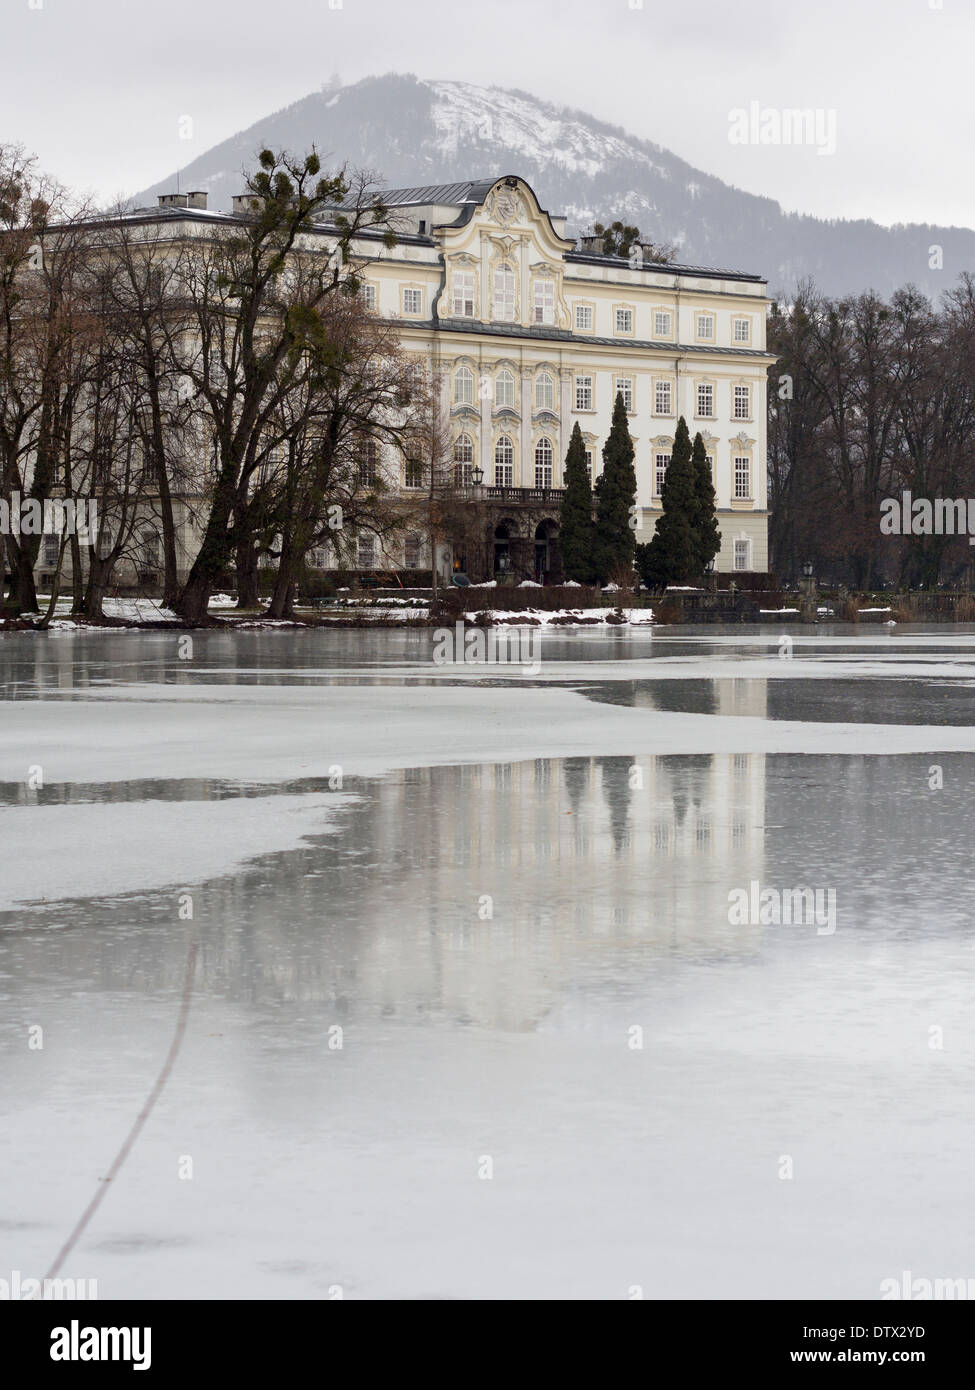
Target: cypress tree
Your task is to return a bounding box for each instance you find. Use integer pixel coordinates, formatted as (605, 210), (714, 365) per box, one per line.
(636, 416), (697, 588)
(691, 431), (722, 572)
(559, 422), (595, 583)
(593, 392), (637, 582)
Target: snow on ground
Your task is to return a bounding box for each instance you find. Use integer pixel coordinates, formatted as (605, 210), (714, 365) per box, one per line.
(101, 598), (178, 623)
(462, 607), (654, 625)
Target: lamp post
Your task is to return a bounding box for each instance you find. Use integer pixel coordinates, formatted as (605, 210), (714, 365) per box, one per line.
(468, 464), (486, 578)
(799, 560), (817, 622)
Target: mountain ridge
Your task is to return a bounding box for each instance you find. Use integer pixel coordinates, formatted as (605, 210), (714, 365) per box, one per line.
(135, 74), (975, 300)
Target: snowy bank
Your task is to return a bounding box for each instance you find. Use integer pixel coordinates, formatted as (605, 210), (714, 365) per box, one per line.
(462, 606), (654, 626)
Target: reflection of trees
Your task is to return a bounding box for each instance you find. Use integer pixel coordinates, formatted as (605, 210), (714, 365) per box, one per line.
(562, 756), (591, 816)
(597, 756), (633, 851)
(650, 680), (717, 717)
(5, 749), (768, 1034)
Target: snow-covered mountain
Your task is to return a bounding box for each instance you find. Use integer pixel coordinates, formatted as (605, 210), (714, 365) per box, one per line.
(135, 74), (975, 300)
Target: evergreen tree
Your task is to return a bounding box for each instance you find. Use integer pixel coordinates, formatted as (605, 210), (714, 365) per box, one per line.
(636, 416), (697, 588)
(593, 392), (637, 582)
(558, 422), (595, 582)
(691, 431), (722, 572)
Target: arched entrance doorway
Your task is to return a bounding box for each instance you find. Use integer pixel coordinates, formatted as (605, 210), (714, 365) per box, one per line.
(493, 519), (518, 577)
(534, 519), (559, 581)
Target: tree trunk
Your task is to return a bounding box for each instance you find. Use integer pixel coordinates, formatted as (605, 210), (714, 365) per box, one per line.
(82, 552), (113, 620)
(37, 537), (69, 629)
(236, 542), (260, 609)
(267, 537), (300, 619)
(157, 463), (180, 608)
(69, 528), (85, 613)
(7, 543), (39, 617)
(174, 468), (238, 623)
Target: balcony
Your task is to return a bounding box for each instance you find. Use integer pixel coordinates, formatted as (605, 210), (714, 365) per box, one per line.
(483, 485), (566, 504)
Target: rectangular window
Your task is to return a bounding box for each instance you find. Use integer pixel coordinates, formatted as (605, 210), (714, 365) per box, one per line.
(533, 280), (555, 324)
(535, 458), (553, 489)
(705, 454), (714, 479)
(575, 304), (593, 331)
(357, 533), (376, 568)
(734, 384), (751, 419)
(583, 450), (593, 481)
(696, 313), (714, 340)
(358, 440), (379, 485)
(362, 283), (377, 310)
(404, 459), (424, 489)
(734, 456), (751, 498)
(493, 266), (516, 321)
(575, 376), (593, 411)
(452, 272), (475, 317)
(655, 453), (669, 495)
(697, 383), (714, 417)
(733, 317), (750, 343)
(495, 461), (513, 487)
(403, 288), (422, 315)
(615, 377), (633, 411)
(495, 372), (515, 408)
(654, 380), (672, 415)
(734, 539), (749, 571)
(615, 307), (633, 335)
(653, 310), (672, 337)
(404, 534), (423, 568)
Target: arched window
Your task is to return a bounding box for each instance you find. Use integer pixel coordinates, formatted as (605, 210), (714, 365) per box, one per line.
(495, 368), (515, 408)
(453, 365), (474, 405)
(534, 437), (554, 489)
(535, 371), (555, 411)
(493, 264), (516, 322)
(453, 433), (475, 486)
(494, 435), (514, 487)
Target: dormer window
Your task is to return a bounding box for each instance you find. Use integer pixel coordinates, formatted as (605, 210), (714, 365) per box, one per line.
(533, 279), (555, 325)
(493, 264), (516, 322)
(452, 271), (475, 318)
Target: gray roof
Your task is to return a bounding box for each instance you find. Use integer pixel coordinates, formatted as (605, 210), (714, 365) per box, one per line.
(429, 317), (776, 356)
(379, 179), (499, 207)
(566, 250), (764, 283)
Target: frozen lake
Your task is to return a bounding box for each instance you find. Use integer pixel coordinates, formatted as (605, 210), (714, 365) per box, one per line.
(2, 624), (975, 1299)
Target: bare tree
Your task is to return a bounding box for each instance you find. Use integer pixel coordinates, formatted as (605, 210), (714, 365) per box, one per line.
(163, 150), (395, 623)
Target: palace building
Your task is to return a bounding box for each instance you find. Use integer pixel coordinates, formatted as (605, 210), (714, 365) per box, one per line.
(337, 173), (773, 582)
(27, 174), (772, 592)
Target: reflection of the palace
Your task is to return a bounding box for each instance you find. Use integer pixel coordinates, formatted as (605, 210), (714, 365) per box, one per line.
(3, 680), (769, 1034)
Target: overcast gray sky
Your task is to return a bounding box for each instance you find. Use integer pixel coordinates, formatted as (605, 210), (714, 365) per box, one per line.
(4, 0), (973, 229)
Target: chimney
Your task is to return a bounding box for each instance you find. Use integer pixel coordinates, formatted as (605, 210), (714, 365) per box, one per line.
(579, 234), (604, 254)
(233, 193), (265, 215)
(158, 193), (188, 209)
(186, 190), (208, 210)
